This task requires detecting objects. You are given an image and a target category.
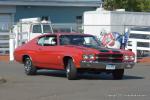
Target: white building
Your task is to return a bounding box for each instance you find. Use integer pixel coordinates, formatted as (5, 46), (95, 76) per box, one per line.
(83, 8), (150, 37)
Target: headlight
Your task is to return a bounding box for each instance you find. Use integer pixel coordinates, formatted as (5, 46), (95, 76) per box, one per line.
(89, 54), (95, 60)
(130, 56), (135, 61)
(124, 55), (129, 60)
(82, 54), (95, 60)
(83, 54), (89, 60)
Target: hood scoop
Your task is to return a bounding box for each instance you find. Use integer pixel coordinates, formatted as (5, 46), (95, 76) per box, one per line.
(99, 48), (121, 53)
(99, 49), (109, 52)
(112, 50), (121, 53)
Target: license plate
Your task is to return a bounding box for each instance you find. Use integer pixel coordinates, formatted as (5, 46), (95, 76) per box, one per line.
(106, 65), (116, 70)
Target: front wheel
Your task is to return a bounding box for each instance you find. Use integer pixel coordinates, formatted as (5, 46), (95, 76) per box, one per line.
(66, 59), (77, 80)
(112, 69), (124, 80)
(24, 57), (37, 75)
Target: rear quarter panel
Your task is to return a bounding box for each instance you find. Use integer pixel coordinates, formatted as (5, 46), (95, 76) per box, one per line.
(14, 39), (37, 64)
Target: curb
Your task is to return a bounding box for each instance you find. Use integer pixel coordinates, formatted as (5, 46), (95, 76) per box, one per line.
(137, 57), (150, 63)
(0, 77), (7, 84)
(0, 55), (9, 62)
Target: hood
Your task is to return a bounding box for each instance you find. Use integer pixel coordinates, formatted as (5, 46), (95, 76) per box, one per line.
(64, 45), (134, 55)
(64, 45), (120, 53)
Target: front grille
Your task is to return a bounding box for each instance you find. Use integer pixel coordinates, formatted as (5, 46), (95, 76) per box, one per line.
(96, 54), (123, 63)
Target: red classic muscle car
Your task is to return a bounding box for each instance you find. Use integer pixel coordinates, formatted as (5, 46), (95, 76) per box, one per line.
(14, 33), (135, 80)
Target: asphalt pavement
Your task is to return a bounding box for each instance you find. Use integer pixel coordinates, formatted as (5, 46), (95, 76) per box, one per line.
(0, 62), (150, 100)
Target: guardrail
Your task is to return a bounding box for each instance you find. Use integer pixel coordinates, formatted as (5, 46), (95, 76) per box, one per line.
(127, 39), (150, 62)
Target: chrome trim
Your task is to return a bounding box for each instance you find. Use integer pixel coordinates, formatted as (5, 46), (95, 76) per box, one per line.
(80, 61), (135, 69)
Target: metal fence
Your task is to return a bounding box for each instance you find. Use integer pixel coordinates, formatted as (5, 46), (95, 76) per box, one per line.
(0, 32), (9, 55)
(1, 23), (150, 62)
(0, 21), (11, 55)
(126, 29), (150, 62)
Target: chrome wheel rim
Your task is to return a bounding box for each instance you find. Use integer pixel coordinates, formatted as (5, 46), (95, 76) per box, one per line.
(66, 64), (71, 77)
(67, 67), (70, 74)
(24, 59), (31, 72)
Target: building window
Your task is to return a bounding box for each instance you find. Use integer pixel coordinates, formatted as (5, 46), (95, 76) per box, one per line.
(76, 16), (83, 33)
(32, 25), (42, 33)
(76, 16), (82, 24)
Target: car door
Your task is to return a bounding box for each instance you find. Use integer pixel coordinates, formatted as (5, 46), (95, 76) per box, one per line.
(35, 35), (62, 69)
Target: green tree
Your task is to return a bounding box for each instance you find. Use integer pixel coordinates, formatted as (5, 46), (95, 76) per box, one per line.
(136, 0), (150, 12)
(103, 0), (127, 10)
(103, 0), (150, 12)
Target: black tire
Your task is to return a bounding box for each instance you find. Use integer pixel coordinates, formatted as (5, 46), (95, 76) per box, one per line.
(112, 69), (124, 80)
(66, 59), (77, 80)
(24, 57), (37, 75)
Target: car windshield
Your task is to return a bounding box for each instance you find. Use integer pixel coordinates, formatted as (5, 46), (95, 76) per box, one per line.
(59, 35), (101, 48)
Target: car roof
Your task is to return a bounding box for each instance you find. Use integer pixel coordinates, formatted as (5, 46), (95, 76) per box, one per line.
(38, 32), (93, 38)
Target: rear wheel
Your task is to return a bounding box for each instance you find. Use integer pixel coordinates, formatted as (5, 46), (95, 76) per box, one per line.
(24, 57), (37, 75)
(66, 59), (77, 80)
(112, 69), (124, 80)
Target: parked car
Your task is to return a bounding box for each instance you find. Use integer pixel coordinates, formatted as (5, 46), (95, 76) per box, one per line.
(14, 33), (135, 80)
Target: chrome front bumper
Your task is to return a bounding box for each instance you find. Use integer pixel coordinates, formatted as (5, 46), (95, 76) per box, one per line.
(80, 61), (135, 69)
